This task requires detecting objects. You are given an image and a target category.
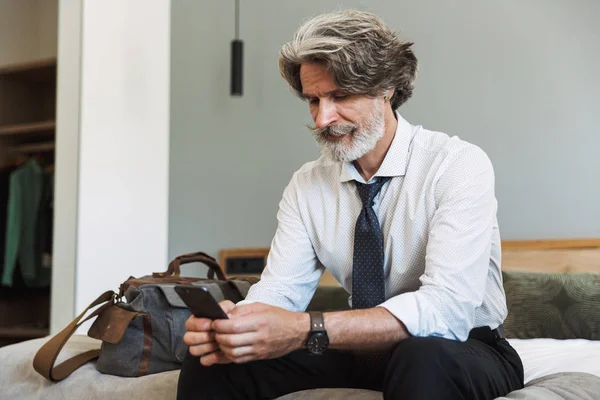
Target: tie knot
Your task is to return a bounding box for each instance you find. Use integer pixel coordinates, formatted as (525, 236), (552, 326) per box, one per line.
(355, 177), (390, 208)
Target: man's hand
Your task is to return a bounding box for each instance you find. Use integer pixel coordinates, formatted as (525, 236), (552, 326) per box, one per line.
(200, 303), (309, 365)
(183, 300), (236, 366)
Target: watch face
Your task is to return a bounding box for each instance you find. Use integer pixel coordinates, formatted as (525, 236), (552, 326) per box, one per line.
(307, 332), (329, 354)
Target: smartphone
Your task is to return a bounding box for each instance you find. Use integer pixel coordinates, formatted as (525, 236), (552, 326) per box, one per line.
(174, 285), (229, 320)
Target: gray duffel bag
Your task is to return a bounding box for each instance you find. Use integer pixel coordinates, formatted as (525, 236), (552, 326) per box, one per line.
(33, 252), (256, 381)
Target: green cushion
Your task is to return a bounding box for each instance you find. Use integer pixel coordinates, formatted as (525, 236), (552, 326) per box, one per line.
(307, 286), (350, 312)
(305, 271), (600, 340)
(502, 271), (600, 340)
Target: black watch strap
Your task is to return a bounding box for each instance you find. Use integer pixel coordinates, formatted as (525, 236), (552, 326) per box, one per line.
(308, 311), (325, 333)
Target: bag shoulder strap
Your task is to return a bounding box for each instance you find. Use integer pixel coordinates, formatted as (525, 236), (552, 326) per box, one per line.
(33, 291), (115, 382)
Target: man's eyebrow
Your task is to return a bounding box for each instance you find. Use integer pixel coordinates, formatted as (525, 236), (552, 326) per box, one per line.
(300, 89), (344, 99)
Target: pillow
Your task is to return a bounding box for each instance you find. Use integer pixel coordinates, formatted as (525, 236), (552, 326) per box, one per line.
(502, 271), (600, 340)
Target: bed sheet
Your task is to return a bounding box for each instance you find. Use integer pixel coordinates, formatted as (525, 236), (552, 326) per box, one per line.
(507, 338), (600, 383)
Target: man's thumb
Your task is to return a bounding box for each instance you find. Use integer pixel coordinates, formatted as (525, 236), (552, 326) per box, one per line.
(219, 300), (236, 314)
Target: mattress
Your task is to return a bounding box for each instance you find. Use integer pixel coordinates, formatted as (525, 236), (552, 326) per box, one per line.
(0, 335), (599, 400)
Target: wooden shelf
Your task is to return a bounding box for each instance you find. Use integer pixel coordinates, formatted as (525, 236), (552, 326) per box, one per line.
(0, 58), (57, 84)
(11, 141), (55, 154)
(0, 327), (48, 340)
(0, 120), (55, 137)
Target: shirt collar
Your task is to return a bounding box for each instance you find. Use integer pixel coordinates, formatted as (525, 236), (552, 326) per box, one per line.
(339, 111), (414, 183)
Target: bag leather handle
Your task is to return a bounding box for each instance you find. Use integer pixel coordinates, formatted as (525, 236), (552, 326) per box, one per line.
(153, 252), (226, 281)
(33, 291), (117, 382)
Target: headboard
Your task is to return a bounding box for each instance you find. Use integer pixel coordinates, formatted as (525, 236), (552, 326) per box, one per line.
(220, 238), (600, 286)
(501, 238), (600, 273)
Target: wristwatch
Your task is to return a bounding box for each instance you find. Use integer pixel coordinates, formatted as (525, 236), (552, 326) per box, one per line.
(306, 311), (329, 355)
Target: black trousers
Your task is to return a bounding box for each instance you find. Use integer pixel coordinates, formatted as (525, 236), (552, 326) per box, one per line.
(177, 327), (524, 400)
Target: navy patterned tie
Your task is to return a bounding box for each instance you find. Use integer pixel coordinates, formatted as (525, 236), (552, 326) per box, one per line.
(352, 177), (390, 310)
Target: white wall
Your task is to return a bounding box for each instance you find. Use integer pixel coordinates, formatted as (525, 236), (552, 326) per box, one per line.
(0, 0), (58, 65)
(169, 0), (600, 266)
(37, 0), (58, 60)
(52, 0), (171, 333)
(0, 0), (38, 65)
(51, 0), (82, 335)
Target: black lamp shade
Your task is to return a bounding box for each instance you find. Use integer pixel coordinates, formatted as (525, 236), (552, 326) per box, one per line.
(231, 39), (243, 96)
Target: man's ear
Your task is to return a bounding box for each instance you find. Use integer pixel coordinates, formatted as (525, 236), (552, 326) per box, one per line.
(384, 88), (395, 102)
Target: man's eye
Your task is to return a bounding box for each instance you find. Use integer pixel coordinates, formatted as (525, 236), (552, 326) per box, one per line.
(309, 98), (319, 105)
(334, 95), (348, 101)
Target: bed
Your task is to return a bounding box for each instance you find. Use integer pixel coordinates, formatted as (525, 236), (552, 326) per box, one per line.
(0, 238), (599, 400)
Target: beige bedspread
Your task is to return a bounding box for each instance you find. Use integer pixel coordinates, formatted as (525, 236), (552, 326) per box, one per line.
(1, 335), (599, 400)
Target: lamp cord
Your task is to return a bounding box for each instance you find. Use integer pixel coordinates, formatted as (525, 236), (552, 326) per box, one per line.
(235, 0), (239, 40)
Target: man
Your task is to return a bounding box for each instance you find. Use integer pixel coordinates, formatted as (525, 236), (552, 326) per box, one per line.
(177, 9), (524, 400)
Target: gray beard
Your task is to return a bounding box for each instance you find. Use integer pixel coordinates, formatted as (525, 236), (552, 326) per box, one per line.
(308, 108), (385, 163)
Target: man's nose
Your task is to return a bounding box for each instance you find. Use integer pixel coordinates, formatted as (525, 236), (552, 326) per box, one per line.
(314, 99), (338, 129)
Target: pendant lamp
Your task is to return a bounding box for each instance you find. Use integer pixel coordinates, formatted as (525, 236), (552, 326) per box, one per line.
(231, 0), (243, 96)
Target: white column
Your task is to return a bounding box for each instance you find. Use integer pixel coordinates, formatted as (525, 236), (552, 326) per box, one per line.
(51, 0), (171, 333)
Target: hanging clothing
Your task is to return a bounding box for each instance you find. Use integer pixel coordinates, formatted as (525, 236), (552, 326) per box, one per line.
(1, 159), (51, 288)
(36, 171), (54, 275)
(0, 165), (16, 282)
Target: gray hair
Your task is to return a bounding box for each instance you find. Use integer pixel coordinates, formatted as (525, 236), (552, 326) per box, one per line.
(279, 9), (418, 110)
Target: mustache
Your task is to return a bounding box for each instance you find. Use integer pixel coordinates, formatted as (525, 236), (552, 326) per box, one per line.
(305, 123), (356, 137)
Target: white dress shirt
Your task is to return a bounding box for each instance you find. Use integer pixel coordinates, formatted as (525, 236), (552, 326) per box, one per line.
(240, 112), (507, 342)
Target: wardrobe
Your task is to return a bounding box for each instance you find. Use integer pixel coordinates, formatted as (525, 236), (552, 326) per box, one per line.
(0, 0), (58, 347)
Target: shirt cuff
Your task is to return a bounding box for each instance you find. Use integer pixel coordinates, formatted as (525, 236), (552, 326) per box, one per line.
(235, 298), (258, 307)
(377, 291), (451, 339)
